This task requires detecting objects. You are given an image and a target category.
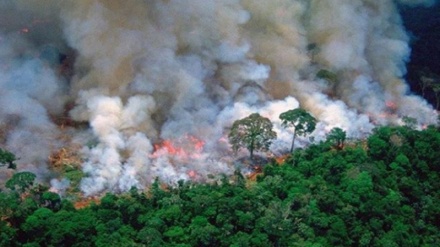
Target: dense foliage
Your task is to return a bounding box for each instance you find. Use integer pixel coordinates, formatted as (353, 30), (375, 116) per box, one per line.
(229, 113), (277, 159)
(1, 125), (440, 246)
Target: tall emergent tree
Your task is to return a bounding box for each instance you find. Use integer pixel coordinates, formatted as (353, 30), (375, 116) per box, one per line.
(279, 108), (317, 152)
(228, 113), (277, 160)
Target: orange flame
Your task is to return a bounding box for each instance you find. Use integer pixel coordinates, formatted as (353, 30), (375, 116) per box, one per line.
(188, 170), (197, 179)
(188, 135), (205, 152)
(385, 100), (398, 114)
(154, 140), (186, 156)
(151, 135), (205, 160)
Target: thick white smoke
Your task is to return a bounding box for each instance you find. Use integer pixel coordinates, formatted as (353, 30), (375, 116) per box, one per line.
(0, 0), (438, 195)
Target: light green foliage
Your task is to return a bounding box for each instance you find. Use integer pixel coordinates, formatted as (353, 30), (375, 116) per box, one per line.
(228, 113), (277, 159)
(280, 108), (317, 152)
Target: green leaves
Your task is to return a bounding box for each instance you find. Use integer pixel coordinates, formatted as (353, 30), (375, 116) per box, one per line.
(228, 109), (317, 156)
(0, 148), (17, 169)
(6, 172), (36, 193)
(279, 108), (317, 152)
(279, 109), (317, 136)
(228, 113), (277, 159)
(1, 125), (440, 246)
(326, 127), (346, 149)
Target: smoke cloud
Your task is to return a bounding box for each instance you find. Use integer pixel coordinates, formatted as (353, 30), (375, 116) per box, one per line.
(0, 0), (437, 195)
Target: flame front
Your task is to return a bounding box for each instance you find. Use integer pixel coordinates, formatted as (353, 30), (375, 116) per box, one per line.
(151, 135), (205, 160)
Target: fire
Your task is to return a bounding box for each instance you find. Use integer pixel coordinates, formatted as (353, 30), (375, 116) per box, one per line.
(150, 135), (206, 182)
(275, 154), (289, 165)
(188, 170), (197, 179)
(188, 135), (205, 152)
(364, 100), (400, 125)
(385, 100), (398, 113)
(154, 140), (186, 156)
(385, 101), (396, 108)
(151, 135), (205, 160)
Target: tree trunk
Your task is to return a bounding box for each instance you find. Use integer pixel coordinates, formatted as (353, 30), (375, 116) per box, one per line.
(290, 131), (296, 153)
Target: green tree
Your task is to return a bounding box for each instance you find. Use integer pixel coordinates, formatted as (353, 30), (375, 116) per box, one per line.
(40, 192), (61, 210)
(327, 127), (347, 150)
(6, 172), (36, 193)
(163, 226), (188, 244)
(228, 113), (277, 160)
(20, 207), (54, 245)
(279, 108), (317, 152)
(0, 219), (16, 246)
(0, 148), (17, 169)
(188, 215), (220, 246)
(137, 227), (164, 246)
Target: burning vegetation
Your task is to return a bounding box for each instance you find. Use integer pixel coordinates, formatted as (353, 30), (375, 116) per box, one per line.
(0, 0), (439, 197)
(151, 135), (205, 160)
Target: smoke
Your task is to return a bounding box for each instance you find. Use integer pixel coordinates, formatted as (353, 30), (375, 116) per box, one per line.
(49, 178), (70, 196)
(0, 0), (437, 195)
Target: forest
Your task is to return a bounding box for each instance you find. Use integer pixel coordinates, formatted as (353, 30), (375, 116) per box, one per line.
(1, 123), (440, 246)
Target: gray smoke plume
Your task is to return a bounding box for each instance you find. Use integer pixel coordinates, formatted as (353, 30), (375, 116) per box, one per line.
(0, 0), (437, 195)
